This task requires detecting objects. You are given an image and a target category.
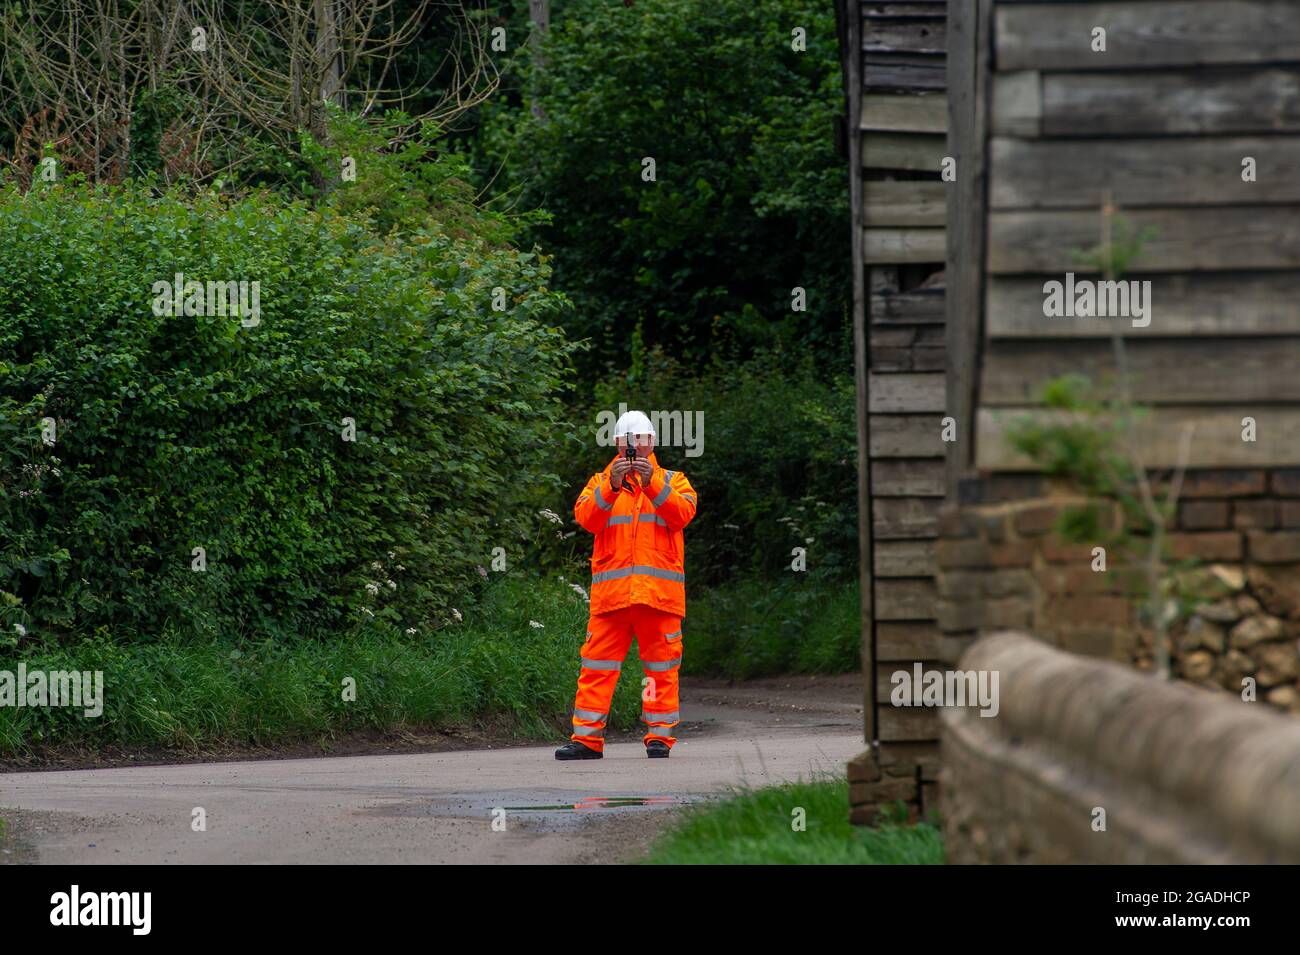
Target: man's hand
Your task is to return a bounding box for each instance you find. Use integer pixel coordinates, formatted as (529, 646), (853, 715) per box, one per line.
(610, 456), (632, 489)
(632, 458), (653, 481)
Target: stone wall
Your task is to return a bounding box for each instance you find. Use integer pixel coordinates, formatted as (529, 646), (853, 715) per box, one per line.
(936, 469), (1300, 717)
(942, 632), (1300, 863)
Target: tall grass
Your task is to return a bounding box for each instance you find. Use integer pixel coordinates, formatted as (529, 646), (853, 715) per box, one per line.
(0, 574), (635, 756)
(0, 572), (860, 757)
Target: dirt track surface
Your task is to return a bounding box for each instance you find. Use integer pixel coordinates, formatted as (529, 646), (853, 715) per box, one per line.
(0, 674), (864, 864)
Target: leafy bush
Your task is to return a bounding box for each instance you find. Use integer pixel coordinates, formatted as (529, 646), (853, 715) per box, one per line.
(476, 0), (850, 375)
(0, 181), (575, 644)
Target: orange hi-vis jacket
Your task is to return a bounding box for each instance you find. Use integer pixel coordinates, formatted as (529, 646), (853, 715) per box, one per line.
(574, 452), (697, 616)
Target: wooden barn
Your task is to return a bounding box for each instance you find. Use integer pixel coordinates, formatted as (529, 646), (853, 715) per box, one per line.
(837, 0), (1300, 822)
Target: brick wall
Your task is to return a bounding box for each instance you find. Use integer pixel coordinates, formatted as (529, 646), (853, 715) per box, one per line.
(936, 470), (1300, 717)
(848, 468), (1300, 827)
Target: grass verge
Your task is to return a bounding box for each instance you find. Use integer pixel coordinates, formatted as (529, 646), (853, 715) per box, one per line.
(638, 776), (943, 864)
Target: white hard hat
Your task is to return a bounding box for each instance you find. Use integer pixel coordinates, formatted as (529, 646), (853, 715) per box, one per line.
(614, 409), (655, 438)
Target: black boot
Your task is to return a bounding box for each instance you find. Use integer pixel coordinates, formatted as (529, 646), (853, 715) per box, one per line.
(645, 740), (670, 758)
(555, 740), (603, 760)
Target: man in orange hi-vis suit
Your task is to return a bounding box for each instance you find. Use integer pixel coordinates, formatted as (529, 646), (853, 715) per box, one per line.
(555, 409), (697, 760)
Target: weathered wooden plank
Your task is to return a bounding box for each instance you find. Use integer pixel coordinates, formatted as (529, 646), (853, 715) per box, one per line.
(860, 93), (948, 134)
(869, 372), (947, 412)
(839, 0), (874, 745)
(944, 0), (993, 497)
(990, 136), (1300, 210)
(997, 1), (1300, 72)
(871, 459), (947, 497)
(876, 578), (938, 619)
(865, 179), (947, 225)
(864, 227), (946, 263)
(871, 323), (947, 347)
(871, 325), (947, 370)
(862, 132), (947, 170)
(871, 414), (947, 458)
(981, 339), (1300, 405)
(873, 325), (936, 347)
(977, 406), (1300, 470)
(877, 704), (940, 742)
(991, 70), (1041, 138)
(875, 539), (938, 577)
(992, 68), (1300, 138)
(864, 17), (947, 55)
(987, 273), (1300, 338)
(864, 54), (947, 91)
(871, 347), (948, 372)
(877, 663), (950, 705)
(874, 496), (943, 539)
(877, 622), (943, 662)
(864, 2), (948, 19)
(987, 207), (1300, 274)
(871, 286), (946, 323)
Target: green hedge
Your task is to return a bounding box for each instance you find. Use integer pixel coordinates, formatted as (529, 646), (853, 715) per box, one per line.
(0, 182), (575, 644)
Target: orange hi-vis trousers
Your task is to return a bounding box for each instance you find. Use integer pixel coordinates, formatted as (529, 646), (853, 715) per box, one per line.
(570, 603), (683, 753)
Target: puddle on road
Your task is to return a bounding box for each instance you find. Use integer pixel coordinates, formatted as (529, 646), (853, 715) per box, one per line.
(503, 795), (685, 812)
(361, 789), (708, 827)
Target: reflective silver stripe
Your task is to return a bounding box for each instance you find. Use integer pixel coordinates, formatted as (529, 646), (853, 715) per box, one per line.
(573, 707), (607, 723)
(581, 657), (622, 671)
(642, 710), (679, 724)
(637, 513), (667, 526)
(594, 481), (616, 511)
(664, 629), (682, 641)
(644, 657), (681, 672)
(591, 564), (685, 585)
(651, 476), (673, 508)
(608, 515), (633, 525)
(682, 494), (696, 504)
(572, 725), (605, 737)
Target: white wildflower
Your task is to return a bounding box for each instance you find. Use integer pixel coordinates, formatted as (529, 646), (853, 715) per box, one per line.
(365, 582), (380, 596)
(361, 607), (374, 617)
(13, 623), (27, 637)
(477, 565), (489, 579)
(405, 627), (418, 635)
(570, 583), (589, 601)
(539, 508), (563, 525)
(805, 537), (814, 545)
(387, 580), (397, 590)
(529, 620), (544, 629)
(452, 608), (463, 623)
